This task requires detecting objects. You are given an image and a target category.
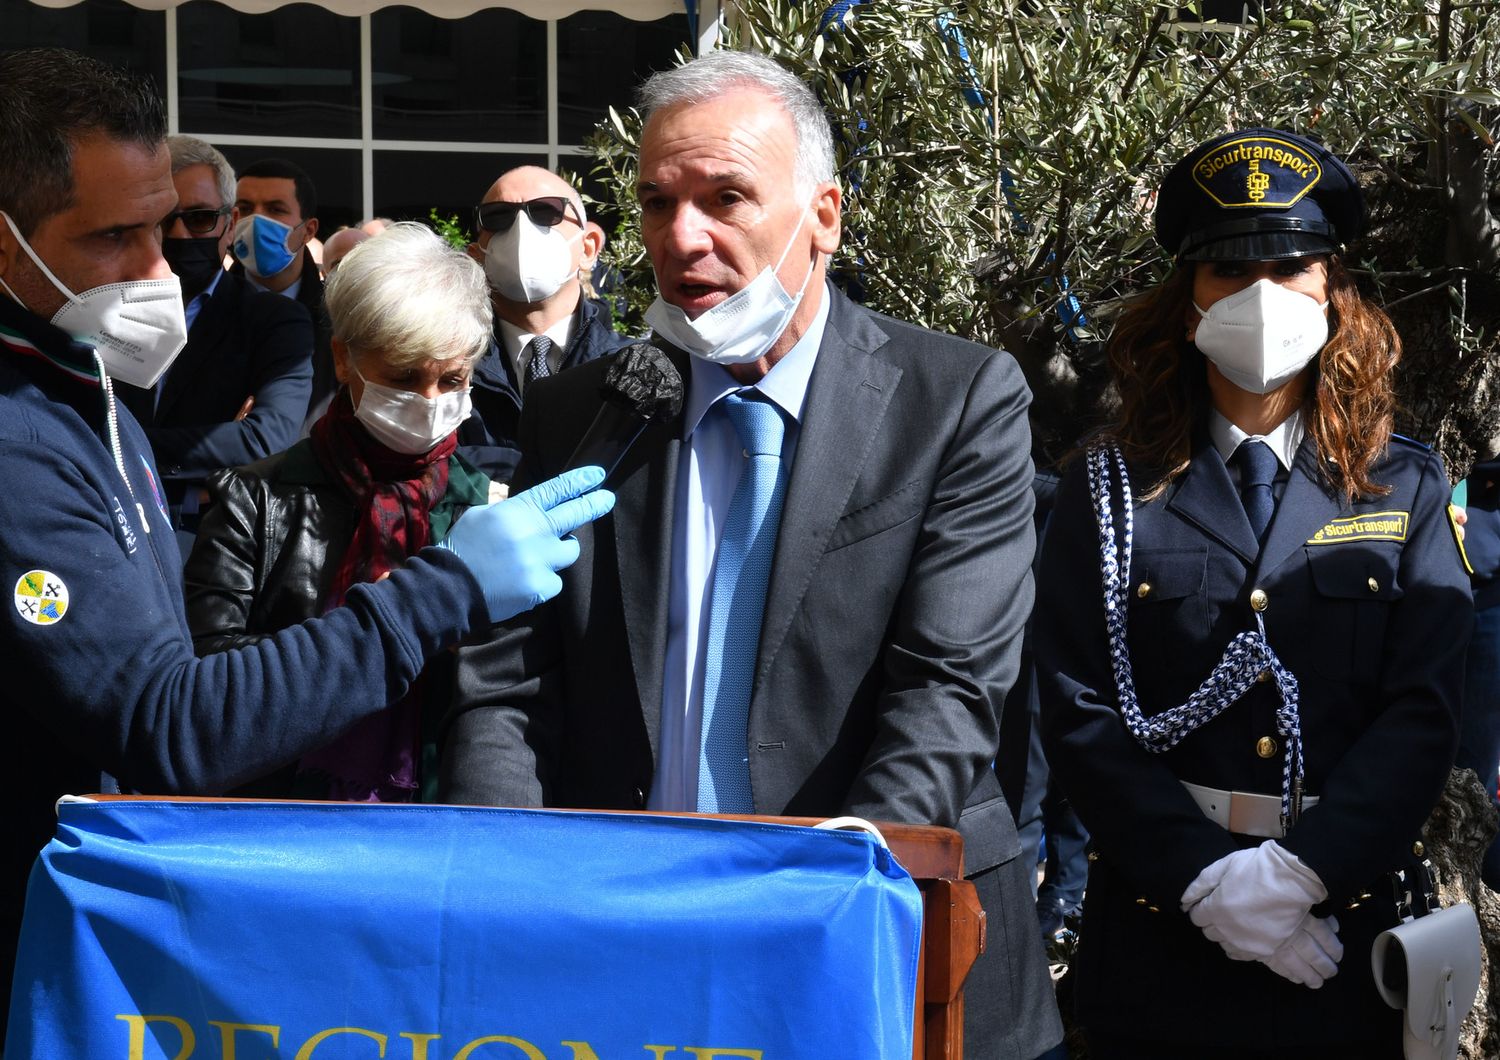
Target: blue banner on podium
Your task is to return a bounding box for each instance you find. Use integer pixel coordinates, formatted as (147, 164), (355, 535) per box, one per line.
(6, 801), (922, 1059)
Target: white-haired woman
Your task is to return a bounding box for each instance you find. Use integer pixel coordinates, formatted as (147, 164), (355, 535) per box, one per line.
(184, 222), (494, 801)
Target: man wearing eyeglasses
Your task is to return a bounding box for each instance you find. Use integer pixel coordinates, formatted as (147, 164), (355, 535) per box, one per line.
(457, 165), (634, 483)
(116, 135), (312, 547)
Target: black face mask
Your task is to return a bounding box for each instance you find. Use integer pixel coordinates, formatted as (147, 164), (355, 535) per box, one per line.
(162, 236), (224, 300)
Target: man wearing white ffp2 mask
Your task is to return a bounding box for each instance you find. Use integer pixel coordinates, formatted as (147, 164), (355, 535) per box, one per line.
(459, 165), (635, 483)
(0, 210), (187, 389)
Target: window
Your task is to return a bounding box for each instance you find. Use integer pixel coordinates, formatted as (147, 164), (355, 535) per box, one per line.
(5, 0), (692, 227)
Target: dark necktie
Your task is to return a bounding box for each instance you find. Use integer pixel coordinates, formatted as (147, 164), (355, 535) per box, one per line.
(523, 335), (553, 389)
(697, 392), (789, 813)
(1234, 439), (1278, 543)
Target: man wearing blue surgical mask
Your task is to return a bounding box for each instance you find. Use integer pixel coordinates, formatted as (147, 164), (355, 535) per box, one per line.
(443, 50), (1062, 1060)
(456, 165), (635, 485)
(232, 158), (335, 430)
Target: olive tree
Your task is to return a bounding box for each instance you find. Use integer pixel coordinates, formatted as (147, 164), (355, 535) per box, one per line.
(589, 0), (1500, 472)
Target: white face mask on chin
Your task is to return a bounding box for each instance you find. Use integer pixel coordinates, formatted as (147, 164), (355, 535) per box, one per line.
(1193, 278), (1330, 395)
(0, 211), (187, 389)
(351, 362), (473, 455)
(644, 208), (818, 366)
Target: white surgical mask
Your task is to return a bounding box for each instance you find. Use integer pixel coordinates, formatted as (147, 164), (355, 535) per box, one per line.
(1193, 278), (1329, 395)
(0, 211), (187, 389)
(483, 217), (581, 303)
(644, 210), (817, 366)
(350, 363), (472, 455)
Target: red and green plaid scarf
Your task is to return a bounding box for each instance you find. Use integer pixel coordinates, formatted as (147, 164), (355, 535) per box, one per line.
(300, 389), (457, 801)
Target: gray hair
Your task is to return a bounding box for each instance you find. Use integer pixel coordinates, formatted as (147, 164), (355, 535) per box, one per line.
(167, 134), (235, 210)
(324, 221), (492, 370)
(637, 50), (836, 195)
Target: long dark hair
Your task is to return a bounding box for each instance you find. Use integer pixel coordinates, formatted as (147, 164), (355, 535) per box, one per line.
(1101, 257), (1398, 502)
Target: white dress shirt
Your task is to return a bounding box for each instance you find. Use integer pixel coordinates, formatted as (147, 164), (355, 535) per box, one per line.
(649, 283), (831, 811)
(497, 310), (576, 393)
(1210, 406), (1306, 505)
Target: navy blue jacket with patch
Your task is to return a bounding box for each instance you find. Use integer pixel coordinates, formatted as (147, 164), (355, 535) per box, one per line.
(1036, 431), (1471, 1051)
(0, 295), (488, 1021)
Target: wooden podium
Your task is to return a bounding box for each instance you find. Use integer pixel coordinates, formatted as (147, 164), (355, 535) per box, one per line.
(662, 812), (984, 1060)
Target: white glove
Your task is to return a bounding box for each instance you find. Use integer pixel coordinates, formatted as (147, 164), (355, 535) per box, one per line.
(1181, 841), (1327, 959)
(1263, 913), (1344, 988)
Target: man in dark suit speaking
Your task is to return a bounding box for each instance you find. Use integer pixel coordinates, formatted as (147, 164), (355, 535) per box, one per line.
(440, 50), (1061, 1059)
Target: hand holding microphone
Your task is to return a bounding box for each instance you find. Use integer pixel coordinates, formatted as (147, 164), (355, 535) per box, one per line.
(441, 344), (682, 623)
(564, 342), (684, 480)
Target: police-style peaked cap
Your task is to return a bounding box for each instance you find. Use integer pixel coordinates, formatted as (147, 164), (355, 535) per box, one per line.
(1156, 127), (1364, 262)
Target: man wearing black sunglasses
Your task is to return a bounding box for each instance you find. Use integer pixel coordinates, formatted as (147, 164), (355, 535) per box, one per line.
(456, 165), (635, 484)
(116, 134), (312, 551)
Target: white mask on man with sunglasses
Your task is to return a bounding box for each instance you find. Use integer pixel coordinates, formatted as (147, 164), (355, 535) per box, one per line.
(481, 199), (583, 304)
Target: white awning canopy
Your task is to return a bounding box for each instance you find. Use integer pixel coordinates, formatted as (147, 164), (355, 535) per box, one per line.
(27, 0), (683, 19)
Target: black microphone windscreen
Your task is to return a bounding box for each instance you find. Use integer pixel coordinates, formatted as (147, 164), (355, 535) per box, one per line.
(565, 343), (683, 480)
(600, 343), (684, 420)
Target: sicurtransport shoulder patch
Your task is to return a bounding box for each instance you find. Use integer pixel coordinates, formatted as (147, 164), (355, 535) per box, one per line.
(14, 569), (69, 626)
(1449, 503), (1475, 576)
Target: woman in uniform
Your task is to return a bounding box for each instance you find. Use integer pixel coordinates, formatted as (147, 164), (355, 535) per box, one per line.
(1036, 128), (1472, 1058)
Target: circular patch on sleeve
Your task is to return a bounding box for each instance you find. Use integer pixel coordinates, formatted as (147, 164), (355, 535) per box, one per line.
(14, 569), (69, 626)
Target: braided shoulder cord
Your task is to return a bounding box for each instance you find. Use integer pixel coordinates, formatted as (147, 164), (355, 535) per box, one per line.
(1086, 445), (1306, 830)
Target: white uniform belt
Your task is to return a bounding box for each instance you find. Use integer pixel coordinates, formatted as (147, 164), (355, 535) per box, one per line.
(1182, 781), (1320, 839)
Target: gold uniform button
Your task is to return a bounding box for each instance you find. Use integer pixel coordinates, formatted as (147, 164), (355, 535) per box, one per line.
(1135, 897), (1148, 906)
(1087, 851), (1100, 863)
(1256, 736), (1278, 758)
(1250, 588), (1269, 612)
(1412, 840), (1425, 857)
(1137, 581), (1152, 599)
(1368, 576), (1380, 592)
(1257, 668), (1272, 683)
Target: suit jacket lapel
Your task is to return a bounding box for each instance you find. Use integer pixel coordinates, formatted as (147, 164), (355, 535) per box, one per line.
(756, 292), (900, 683)
(1165, 435), (1261, 565)
(611, 344), (689, 762)
(1256, 437), (1341, 577)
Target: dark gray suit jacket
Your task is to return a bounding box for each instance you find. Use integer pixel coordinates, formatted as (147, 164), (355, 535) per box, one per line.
(441, 288), (1060, 1058)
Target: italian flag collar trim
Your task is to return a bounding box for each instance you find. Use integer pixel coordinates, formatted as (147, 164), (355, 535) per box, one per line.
(0, 304), (102, 387)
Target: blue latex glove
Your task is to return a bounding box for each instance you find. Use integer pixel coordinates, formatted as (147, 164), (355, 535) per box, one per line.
(439, 465), (615, 623)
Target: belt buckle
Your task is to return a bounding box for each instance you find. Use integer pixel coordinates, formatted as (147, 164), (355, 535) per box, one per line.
(1226, 790), (1283, 838)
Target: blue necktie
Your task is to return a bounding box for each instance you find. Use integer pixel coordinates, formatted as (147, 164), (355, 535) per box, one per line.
(1235, 439), (1278, 543)
(697, 392), (788, 813)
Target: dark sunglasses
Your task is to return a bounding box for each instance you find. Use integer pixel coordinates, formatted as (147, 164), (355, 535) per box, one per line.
(164, 206), (233, 237)
(474, 196), (579, 234)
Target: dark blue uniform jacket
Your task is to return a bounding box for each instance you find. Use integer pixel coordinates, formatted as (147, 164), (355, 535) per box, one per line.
(1037, 432), (1470, 1051)
(0, 295), (487, 1021)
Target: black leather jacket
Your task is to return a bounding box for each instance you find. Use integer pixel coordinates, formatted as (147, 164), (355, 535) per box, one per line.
(182, 436), (491, 797)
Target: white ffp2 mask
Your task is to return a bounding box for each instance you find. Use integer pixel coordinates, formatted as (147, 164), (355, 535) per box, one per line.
(1, 211), (187, 389)
(483, 217), (580, 303)
(1193, 278), (1329, 395)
